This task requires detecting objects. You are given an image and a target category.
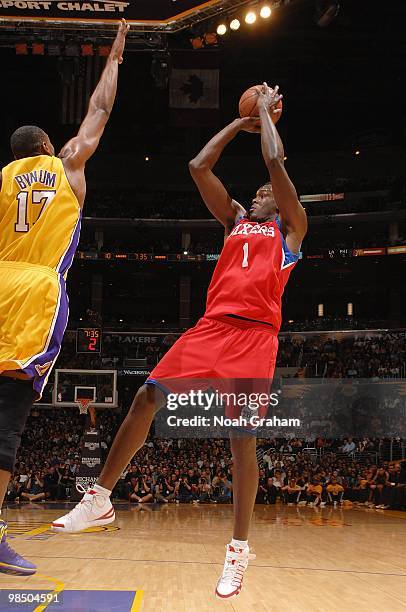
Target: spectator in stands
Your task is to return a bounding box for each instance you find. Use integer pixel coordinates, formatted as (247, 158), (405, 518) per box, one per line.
(267, 469), (285, 504)
(43, 467), (59, 501)
(176, 474), (195, 503)
(306, 478), (324, 507)
(342, 438), (356, 455)
(282, 478), (302, 505)
(155, 473), (175, 503)
(6, 474), (23, 503)
(197, 477), (212, 503)
(372, 468), (391, 509)
(256, 470), (268, 504)
(279, 442), (293, 454)
(212, 472), (232, 503)
(127, 476), (154, 503)
(20, 470), (46, 502)
(326, 478), (344, 506)
(187, 468), (199, 495)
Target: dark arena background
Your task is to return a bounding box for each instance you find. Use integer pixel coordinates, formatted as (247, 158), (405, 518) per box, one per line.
(0, 1), (405, 611)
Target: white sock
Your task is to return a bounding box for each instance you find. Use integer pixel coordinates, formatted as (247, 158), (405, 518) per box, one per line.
(92, 483), (111, 497)
(231, 538), (248, 550)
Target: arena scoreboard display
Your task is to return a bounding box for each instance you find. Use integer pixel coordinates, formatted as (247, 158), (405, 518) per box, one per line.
(76, 328), (102, 354)
(0, 1), (223, 26)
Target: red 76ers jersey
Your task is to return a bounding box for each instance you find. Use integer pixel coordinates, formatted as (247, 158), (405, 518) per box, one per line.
(204, 216), (299, 332)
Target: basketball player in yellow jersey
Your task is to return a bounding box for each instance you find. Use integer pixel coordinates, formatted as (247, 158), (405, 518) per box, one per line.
(0, 20), (129, 576)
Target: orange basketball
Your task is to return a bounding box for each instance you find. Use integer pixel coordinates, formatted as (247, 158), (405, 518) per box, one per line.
(238, 85), (283, 124)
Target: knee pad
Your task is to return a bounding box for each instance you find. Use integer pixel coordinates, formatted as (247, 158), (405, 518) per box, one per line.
(0, 378), (35, 472)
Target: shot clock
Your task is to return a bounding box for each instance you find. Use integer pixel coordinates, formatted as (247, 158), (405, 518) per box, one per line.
(76, 328), (102, 354)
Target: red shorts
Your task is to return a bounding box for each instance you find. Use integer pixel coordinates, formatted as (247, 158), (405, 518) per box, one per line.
(147, 316), (278, 420)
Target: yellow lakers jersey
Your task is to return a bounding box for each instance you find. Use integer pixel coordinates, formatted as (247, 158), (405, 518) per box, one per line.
(0, 155), (81, 273)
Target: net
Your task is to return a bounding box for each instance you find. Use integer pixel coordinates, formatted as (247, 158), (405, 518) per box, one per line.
(77, 398), (92, 415)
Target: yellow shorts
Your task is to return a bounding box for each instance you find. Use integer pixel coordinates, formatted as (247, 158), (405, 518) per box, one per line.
(0, 260), (69, 398)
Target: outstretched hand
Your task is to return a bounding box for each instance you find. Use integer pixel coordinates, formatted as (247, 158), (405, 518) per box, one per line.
(111, 19), (130, 64)
(257, 82), (283, 118)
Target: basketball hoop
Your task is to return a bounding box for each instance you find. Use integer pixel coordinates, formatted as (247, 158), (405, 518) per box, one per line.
(77, 399), (97, 427)
(77, 398), (92, 415)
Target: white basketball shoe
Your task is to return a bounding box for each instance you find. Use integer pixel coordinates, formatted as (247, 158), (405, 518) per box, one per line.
(52, 487), (115, 533)
(215, 544), (256, 599)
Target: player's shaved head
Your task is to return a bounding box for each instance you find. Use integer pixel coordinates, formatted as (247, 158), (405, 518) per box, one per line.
(10, 125), (54, 159)
(260, 182), (273, 192)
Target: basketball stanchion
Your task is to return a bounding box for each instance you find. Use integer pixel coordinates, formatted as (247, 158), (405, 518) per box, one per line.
(72, 400), (101, 499)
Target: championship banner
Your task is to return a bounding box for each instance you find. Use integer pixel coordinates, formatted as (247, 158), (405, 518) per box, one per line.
(71, 427), (102, 501)
(170, 50), (220, 126)
(0, 1), (220, 25)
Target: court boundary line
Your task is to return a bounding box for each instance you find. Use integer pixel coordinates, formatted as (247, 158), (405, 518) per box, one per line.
(28, 555), (406, 577)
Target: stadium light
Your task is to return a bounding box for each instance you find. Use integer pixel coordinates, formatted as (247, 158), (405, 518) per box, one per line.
(260, 5), (272, 19)
(245, 11), (257, 24)
(204, 32), (218, 46)
(318, 303), (324, 317)
(347, 303), (353, 316)
(217, 24), (227, 35)
(190, 36), (204, 49)
(230, 18), (241, 30)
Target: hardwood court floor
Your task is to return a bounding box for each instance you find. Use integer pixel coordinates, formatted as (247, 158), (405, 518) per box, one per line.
(1, 503), (406, 612)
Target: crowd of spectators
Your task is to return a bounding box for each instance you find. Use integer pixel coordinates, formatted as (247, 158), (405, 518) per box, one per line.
(7, 409), (120, 504)
(7, 411), (405, 511)
(54, 329), (406, 380)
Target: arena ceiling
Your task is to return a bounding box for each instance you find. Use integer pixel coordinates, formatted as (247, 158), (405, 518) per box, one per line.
(0, 0), (256, 32)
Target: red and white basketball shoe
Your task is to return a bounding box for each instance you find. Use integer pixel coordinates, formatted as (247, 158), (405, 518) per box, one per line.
(215, 544), (256, 599)
(52, 488), (115, 533)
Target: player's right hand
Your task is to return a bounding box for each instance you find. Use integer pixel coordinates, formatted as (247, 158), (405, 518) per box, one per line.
(238, 116), (261, 133)
(111, 19), (130, 64)
(258, 82), (283, 116)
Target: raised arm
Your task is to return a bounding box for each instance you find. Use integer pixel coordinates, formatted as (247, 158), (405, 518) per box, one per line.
(59, 20), (129, 204)
(189, 117), (259, 232)
(258, 83), (307, 254)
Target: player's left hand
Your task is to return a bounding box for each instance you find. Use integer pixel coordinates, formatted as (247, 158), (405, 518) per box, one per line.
(111, 18), (130, 64)
(238, 116), (261, 133)
(258, 82), (283, 117)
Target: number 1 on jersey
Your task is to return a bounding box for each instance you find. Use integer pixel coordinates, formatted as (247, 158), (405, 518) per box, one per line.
(242, 242), (249, 268)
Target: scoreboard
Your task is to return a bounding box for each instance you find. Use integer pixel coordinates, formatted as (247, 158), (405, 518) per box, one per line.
(76, 328), (102, 354)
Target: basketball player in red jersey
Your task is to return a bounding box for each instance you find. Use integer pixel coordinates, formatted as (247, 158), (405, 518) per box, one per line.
(53, 84), (307, 600)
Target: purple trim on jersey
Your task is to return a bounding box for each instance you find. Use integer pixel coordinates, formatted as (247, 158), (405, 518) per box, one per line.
(57, 209), (82, 276)
(21, 274), (69, 398)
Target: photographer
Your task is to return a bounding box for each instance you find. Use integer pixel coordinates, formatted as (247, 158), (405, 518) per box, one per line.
(43, 466), (59, 501)
(176, 474), (195, 503)
(212, 471), (232, 504)
(197, 477), (212, 503)
(156, 472), (175, 503)
(20, 470), (46, 502)
(6, 473), (23, 503)
(127, 476), (154, 503)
